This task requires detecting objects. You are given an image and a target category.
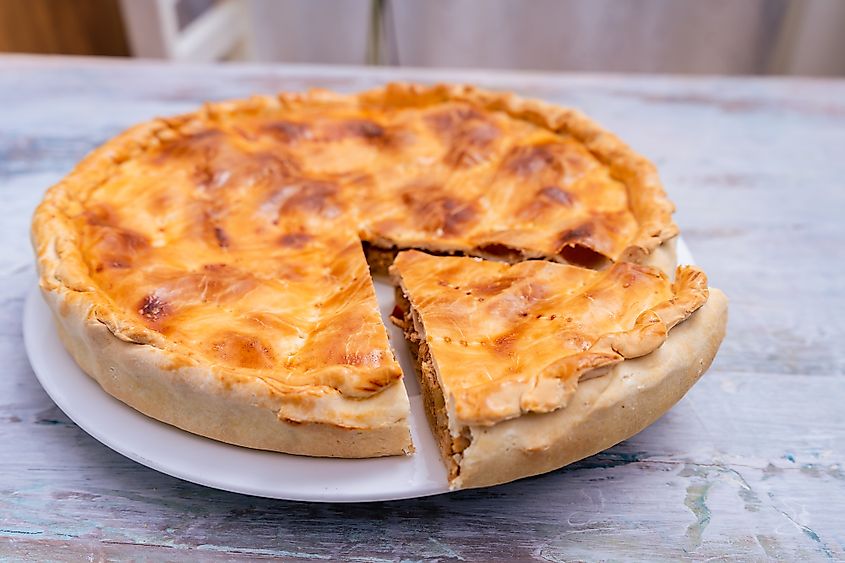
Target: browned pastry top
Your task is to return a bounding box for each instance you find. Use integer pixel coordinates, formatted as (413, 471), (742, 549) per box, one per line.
(392, 250), (708, 425)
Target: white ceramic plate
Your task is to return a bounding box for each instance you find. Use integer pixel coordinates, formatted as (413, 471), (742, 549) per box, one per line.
(23, 240), (694, 502)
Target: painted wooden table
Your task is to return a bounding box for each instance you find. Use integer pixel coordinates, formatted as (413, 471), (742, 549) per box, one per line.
(1, 55), (843, 561)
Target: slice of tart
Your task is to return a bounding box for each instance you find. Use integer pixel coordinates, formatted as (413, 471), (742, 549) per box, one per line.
(391, 250), (727, 488)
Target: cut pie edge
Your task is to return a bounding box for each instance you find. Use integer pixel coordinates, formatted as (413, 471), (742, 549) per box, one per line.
(367, 236), (678, 278)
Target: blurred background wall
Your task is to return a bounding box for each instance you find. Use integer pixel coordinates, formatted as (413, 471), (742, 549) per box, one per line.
(1, 0), (843, 76)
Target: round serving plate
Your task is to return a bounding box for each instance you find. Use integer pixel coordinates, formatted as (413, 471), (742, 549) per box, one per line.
(23, 240), (694, 502)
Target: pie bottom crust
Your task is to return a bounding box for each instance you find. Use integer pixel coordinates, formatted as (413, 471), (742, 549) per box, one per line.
(399, 286), (727, 490)
(43, 288), (413, 458)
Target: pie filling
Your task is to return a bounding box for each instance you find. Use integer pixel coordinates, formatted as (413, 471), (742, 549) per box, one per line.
(365, 241), (609, 277)
(391, 288), (469, 479)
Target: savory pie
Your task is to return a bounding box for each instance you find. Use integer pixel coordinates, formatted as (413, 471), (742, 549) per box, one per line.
(31, 83), (725, 486)
(391, 251), (727, 488)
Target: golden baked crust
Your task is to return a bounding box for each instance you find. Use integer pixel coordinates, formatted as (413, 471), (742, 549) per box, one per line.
(391, 250), (725, 484)
(31, 82), (681, 460)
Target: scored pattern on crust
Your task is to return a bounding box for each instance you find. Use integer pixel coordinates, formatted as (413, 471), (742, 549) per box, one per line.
(32, 83), (678, 411)
(391, 250), (709, 426)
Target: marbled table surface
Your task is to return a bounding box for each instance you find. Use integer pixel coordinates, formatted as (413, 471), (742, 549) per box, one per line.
(1, 55), (843, 561)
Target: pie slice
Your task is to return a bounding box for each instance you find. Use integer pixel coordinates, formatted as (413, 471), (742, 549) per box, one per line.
(391, 250), (727, 488)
